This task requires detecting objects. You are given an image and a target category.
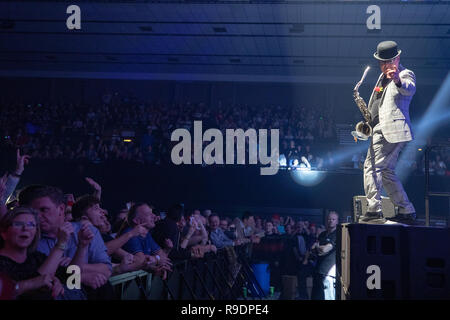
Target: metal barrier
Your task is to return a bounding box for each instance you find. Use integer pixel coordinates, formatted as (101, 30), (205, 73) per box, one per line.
(109, 270), (153, 300)
(108, 244), (266, 300)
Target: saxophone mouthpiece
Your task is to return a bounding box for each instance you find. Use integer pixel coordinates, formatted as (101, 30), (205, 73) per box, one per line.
(355, 66), (371, 90)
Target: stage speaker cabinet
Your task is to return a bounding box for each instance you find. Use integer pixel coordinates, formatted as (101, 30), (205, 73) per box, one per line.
(352, 195), (397, 222)
(336, 223), (407, 300)
(336, 223), (450, 300)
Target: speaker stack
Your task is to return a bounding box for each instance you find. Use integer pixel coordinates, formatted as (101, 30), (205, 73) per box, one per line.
(337, 223), (450, 299)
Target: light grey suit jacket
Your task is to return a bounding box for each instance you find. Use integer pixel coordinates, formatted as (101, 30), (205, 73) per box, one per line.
(367, 64), (416, 143)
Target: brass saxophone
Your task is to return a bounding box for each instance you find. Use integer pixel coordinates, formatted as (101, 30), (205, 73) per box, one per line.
(351, 66), (372, 141)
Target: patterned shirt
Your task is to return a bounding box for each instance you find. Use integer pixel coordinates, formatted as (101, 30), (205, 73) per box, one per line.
(370, 75), (392, 127)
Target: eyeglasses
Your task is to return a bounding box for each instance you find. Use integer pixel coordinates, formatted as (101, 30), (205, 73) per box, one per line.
(11, 221), (37, 229)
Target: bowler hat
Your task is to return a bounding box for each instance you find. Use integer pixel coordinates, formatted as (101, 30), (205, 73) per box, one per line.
(373, 41), (401, 61)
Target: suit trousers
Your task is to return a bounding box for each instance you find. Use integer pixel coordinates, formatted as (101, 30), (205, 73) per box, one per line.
(363, 123), (415, 214)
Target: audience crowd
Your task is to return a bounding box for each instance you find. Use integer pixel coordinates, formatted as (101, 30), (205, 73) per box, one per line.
(0, 150), (339, 300)
(0, 92), (447, 300)
(0, 93), (339, 168)
(1, 94), (448, 172)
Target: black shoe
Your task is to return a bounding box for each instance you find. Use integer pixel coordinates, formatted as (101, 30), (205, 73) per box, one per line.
(359, 212), (386, 224)
(387, 213), (418, 225)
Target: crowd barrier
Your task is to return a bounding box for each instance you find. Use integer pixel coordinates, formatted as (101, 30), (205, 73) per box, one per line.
(108, 244), (267, 300)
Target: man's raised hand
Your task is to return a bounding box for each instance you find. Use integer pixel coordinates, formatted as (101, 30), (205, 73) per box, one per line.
(16, 149), (30, 175)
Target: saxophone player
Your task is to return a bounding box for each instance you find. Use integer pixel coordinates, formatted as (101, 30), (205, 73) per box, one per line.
(360, 40), (417, 224)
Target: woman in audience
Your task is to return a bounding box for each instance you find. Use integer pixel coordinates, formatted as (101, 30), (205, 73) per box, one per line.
(0, 206), (66, 299)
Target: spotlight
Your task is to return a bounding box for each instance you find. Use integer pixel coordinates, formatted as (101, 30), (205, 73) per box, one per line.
(290, 169), (326, 187)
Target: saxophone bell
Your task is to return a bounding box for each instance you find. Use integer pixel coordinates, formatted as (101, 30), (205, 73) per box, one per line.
(351, 121), (372, 141)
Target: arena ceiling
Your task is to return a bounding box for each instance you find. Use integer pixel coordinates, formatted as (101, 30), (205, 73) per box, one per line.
(0, 0), (449, 84)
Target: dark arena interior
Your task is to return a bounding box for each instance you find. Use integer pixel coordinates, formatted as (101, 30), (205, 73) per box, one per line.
(0, 0), (449, 306)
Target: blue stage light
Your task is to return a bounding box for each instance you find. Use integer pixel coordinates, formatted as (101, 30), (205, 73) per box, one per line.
(290, 169), (327, 187)
(397, 72), (450, 180)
